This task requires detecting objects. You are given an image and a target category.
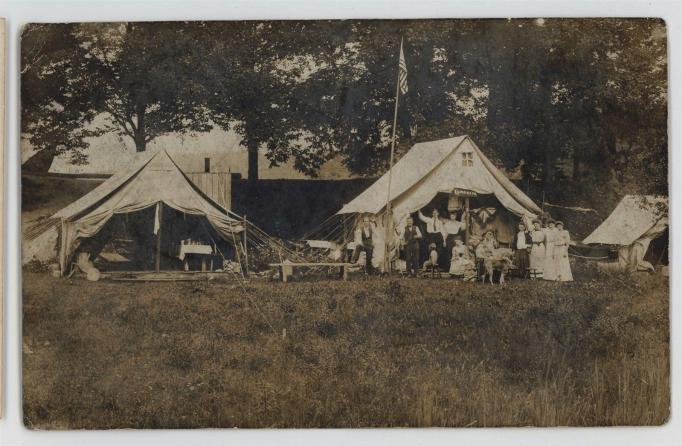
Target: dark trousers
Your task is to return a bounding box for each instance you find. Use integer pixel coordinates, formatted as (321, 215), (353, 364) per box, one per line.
(513, 249), (530, 278)
(405, 242), (420, 275)
(352, 244), (374, 274)
(444, 233), (460, 269)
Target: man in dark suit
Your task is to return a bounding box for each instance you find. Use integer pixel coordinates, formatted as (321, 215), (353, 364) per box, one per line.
(402, 217), (423, 276)
(511, 221), (532, 278)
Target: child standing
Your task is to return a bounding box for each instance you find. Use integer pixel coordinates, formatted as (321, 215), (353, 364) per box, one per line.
(423, 243), (440, 273)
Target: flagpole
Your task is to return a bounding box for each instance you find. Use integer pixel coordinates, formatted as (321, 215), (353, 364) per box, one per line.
(383, 37), (404, 275)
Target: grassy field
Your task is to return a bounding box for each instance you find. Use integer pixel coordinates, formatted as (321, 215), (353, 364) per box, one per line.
(22, 268), (669, 429)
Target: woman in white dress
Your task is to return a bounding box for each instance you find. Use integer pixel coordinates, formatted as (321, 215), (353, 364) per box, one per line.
(449, 236), (474, 277)
(529, 220), (546, 279)
(553, 221), (574, 282)
(543, 220), (558, 281)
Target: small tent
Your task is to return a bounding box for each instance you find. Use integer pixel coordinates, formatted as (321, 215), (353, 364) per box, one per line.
(337, 135), (542, 268)
(33, 150), (243, 275)
(583, 195), (668, 272)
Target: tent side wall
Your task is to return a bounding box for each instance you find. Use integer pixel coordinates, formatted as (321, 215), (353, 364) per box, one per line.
(336, 136), (542, 270)
(583, 195), (669, 272)
(52, 151), (244, 276)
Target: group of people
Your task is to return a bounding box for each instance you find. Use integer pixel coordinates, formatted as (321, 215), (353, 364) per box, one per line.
(513, 219), (573, 282)
(350, 210), (573, 282)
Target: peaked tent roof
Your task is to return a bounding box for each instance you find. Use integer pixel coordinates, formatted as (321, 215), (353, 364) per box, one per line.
(338, 135), (541, 219)
(583, 195), (668, 246)
(52, 149), (242, 231)
(51, 150), (243, 273)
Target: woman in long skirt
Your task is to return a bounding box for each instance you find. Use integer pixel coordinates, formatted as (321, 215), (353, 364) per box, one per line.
(449, 237), (474, 277)
(529, 220), (546, 279)
(553, 221), (574, 281)
(543, 220), (558, 281)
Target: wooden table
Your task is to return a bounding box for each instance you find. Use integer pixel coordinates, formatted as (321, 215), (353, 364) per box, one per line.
(268, 262), (352, 283)
(177, 244), (214, 271)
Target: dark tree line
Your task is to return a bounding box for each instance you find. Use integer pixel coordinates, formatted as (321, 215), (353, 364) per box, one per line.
(22, 19), (667, 204)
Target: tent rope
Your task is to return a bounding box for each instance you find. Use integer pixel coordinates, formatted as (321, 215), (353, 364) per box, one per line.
(196, 216), (278, 336)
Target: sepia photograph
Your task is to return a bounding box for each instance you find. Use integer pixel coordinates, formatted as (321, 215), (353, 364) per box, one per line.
(20, 18), (668, 429)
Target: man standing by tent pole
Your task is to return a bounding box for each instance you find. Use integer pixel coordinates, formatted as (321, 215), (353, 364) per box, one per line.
(383, 37), (408, 274)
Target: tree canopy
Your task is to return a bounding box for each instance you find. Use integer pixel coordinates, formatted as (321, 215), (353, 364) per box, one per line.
(22, 19), (667, 201)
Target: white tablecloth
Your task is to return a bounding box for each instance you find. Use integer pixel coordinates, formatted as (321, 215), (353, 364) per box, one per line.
(177, 244), (213, 261)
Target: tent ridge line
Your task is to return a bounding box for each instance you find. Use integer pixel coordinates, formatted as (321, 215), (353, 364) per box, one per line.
(379, 135), (470, 214)
(60, 153), (158, 223)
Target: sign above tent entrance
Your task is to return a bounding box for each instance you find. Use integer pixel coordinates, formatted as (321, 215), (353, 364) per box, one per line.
(447, 189), (476, 212)
(451, 188), (477, 197)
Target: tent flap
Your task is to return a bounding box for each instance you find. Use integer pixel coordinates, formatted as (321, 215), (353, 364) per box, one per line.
(54, 150), (243, 274)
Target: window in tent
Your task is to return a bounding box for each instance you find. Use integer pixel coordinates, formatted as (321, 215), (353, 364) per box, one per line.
(462, 151), (474, 167)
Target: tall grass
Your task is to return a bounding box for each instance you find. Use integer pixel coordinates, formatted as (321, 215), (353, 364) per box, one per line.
(22, 269), (669, 428)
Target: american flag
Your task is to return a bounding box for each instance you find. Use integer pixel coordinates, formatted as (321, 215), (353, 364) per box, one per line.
(398, 41), (408, 95)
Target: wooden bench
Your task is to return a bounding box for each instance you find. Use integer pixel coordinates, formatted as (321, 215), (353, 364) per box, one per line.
(268, 262), (352, 283)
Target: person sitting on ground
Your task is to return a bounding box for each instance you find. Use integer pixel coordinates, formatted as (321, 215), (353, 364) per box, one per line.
(449, 236), (475, 278)
(423, 243), (440, 272)
(511, 221), (532, 278)
(351, 216), (376, 274)
(401, 217), (422, 277)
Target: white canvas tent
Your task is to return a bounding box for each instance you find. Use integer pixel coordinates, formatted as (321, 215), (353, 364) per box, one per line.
(583, 195), (668, 272)
(36, 150), (243, 275)
(337, 135), (542, 268)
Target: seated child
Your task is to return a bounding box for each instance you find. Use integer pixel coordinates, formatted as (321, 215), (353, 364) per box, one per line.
(422, 243), (439, 272)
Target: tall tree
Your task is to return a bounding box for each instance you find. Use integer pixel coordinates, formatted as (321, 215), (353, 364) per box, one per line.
(80, 22), (213, 152)
(22, 22), (214, 172)
(201, 21), (356, 184)
(23, 19), (667, 204)
(21, 23), (103, 170)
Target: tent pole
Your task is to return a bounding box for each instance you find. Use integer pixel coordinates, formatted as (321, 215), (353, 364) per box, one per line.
(342, 216), (348, 262)
(383, 36), (404, 275)
(465, 197), (470, 246)
(155, 203), (162, 272)
(60, 218), (66, 276)
(243, 214), (249, 276)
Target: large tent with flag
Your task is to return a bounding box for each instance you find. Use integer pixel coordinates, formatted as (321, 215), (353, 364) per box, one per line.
(29, 150), (244, 276)
(337, 135), (542, 269)
(583, 195), (668, 272)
